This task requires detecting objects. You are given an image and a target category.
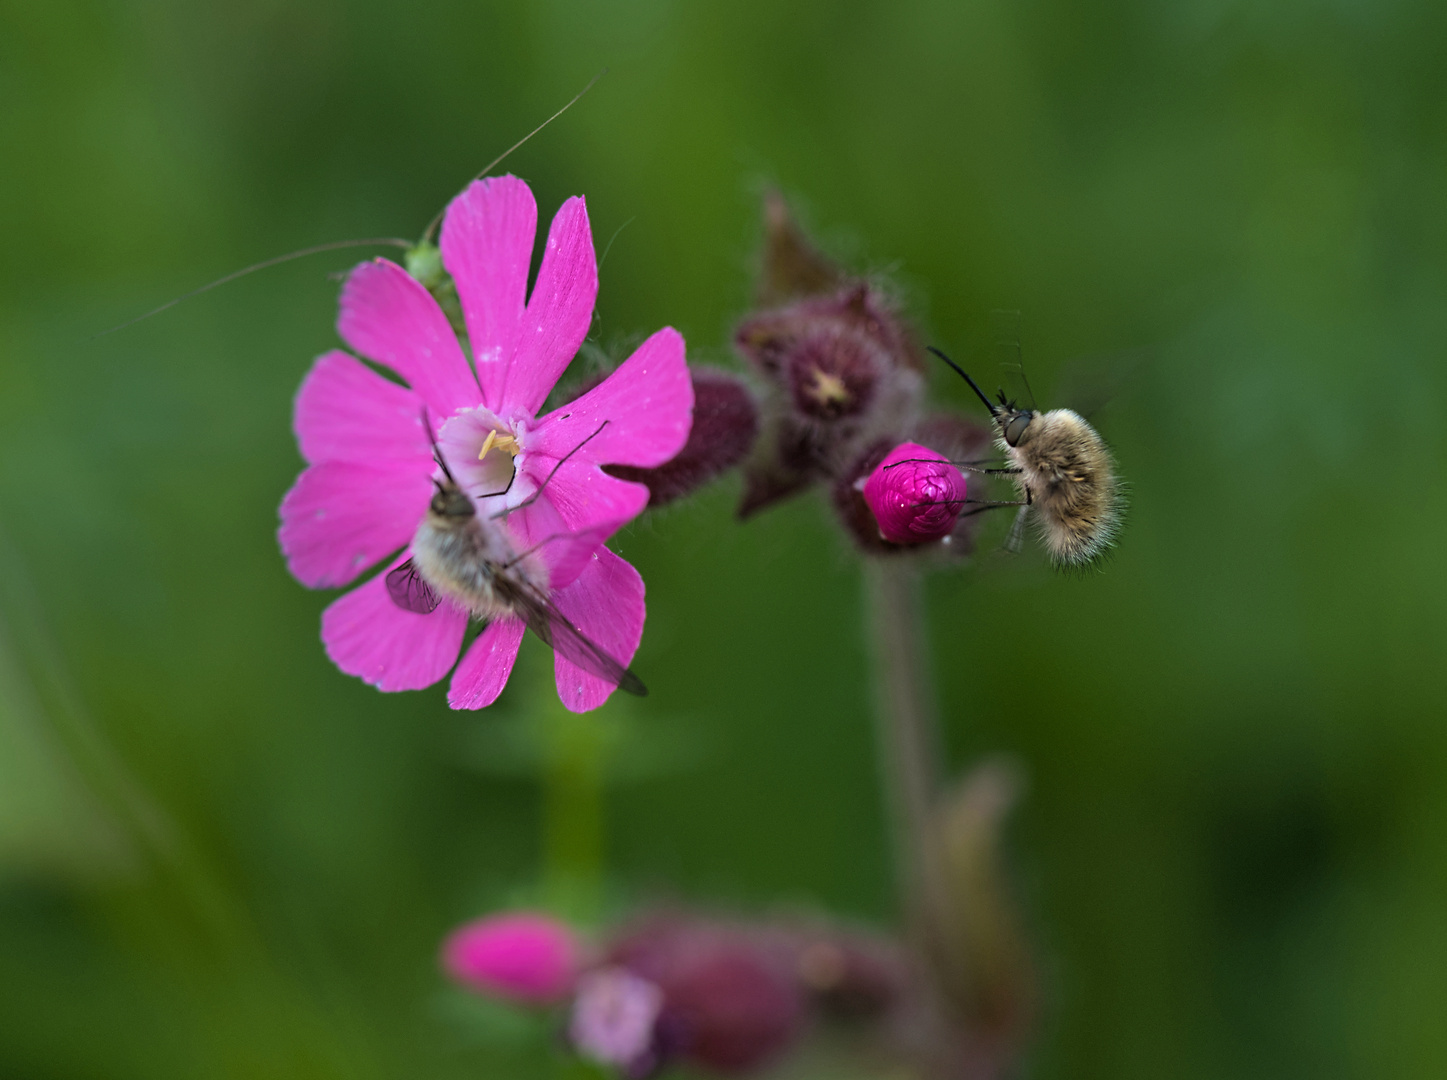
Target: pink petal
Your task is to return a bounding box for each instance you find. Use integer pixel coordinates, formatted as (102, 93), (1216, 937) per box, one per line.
(550, 547), (645, 713)
(497, 196), (598, 416)
(447, 617), (526, 710)
(294, 350), (431, 465)
(440, 176), (538, 411)
(503, 496), (620, 591)
(278, 461), (432, 588)
(337, 259), (481, 417)
(321, 555), (468, 691)
(513, 458), (650, 538)
(533, 327), (694, 469)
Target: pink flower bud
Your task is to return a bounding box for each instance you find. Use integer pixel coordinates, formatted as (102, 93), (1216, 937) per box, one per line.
(860, 442), (967, 545)
(441, 912), (580, 1004)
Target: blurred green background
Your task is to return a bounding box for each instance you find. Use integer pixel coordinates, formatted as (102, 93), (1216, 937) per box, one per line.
(3, 0), (1446, 1077)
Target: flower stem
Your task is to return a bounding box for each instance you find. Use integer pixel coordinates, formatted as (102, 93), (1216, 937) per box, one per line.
(864, 558), (967, 1076)
(863, 559), (948, 948)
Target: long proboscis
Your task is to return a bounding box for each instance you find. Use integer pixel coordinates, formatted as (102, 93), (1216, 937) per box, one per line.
(926, 345), (1000, 417)
(90, 237), (411, 339)
(419, 68), (606, 244)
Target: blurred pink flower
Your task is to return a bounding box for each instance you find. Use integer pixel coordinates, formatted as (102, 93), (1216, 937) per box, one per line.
(569, 966), (666, 1075)
(278, 175), (693, 711)
(442, 911), (580, 1004)
(860, 441), (967, 545)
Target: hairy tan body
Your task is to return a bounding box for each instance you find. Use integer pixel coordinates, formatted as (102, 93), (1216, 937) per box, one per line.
(410, 508), (526, 620)
(1003, 408), (1120, 565)
(387, 477), (646, 697)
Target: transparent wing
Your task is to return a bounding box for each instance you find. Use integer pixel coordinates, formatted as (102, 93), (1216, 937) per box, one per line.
(495, 574), (647, 697)
(990, 309), (1037, 411)
(1048, 344), (1153, 422)
(1004, 506), (1030, 555)
(385, 558), (442, 614)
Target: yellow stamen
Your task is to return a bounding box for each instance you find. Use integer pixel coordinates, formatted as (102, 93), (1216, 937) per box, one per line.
(478, 429), (522, 461)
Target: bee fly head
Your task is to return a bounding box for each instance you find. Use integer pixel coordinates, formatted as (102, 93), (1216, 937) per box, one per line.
(999, 407), (1036, 448)
(429, 476), (477, 520)
(926, 345), (1036, 445)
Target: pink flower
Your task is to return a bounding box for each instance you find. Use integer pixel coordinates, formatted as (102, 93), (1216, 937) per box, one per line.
(569, 967), (667, 1074)
(278, 175), (693, 711)
(860, 441), (967, 545)
(442, 911), (581, 1004)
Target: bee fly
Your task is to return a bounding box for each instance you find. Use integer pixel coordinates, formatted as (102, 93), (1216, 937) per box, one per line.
(386, 418), (646, 696)
(924, 346), (1123, 567)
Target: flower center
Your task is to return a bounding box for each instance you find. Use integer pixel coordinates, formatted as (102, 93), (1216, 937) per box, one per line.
(437, 408), (533, 510)
(804, 366), (851, 408)
(477, 428), (521, 462)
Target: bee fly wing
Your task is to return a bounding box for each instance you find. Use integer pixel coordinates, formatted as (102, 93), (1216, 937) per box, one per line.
(498, 575), (648, 697)
(385, 558), (442, 614)
(990, 309), (1037, 410)
(1004, 506), (1030, 555)
(1049, 344), (1153, 422)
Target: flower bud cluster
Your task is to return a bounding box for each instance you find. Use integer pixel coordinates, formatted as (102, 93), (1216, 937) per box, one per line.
(733, 195), (993, 555)
(441, 909), (909, 1077)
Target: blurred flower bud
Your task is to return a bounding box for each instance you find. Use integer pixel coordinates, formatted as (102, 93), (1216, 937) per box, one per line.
(861, 442), (967, 545)
(608, 915), (806, 1073)
(606, 369), (759, 507)
(755, 189), (844, 307)
(569, 966), (666, 1077)
(793, 931), (909, 1023)
(441, 911), (579, 1005)
(786, 324), (880, 420)
(932, 760), (1036, 1074)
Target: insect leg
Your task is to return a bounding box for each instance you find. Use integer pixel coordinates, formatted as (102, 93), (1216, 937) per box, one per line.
(956, 498), (1029, 520)
(490, 420), (610, 520)
(882, 457), (1021, 476)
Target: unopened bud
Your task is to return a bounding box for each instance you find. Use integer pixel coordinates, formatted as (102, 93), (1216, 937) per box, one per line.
(860, 442), (967, 545)
(440, 911), (579, 1004)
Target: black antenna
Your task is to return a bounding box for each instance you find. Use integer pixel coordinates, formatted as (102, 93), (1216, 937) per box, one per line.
(419, 70), (607, 245)
(90, 237), (411, 339)
(419, 408), (461, 486)
(927, 346), (1001, 417)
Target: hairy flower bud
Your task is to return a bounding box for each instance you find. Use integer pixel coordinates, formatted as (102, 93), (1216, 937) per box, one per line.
(861, 442), (967, 545)
(441, 911), (579, 1004)
(732, 196), (928, 522)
